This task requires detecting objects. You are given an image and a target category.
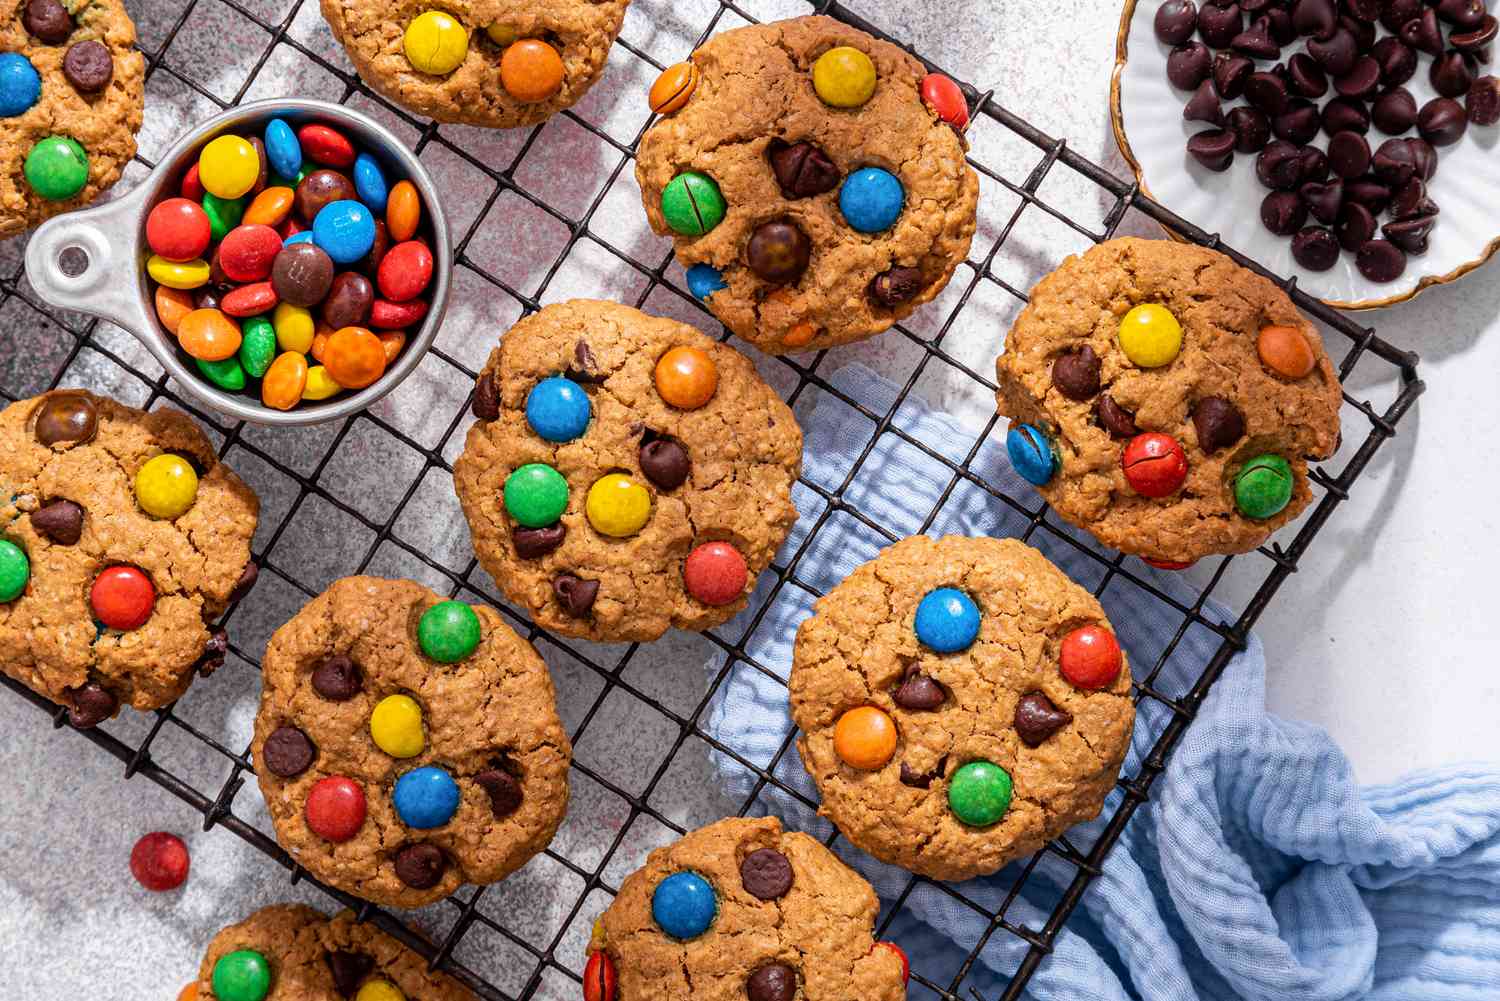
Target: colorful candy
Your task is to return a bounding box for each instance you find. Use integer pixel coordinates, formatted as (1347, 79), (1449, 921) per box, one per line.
(273, 301), (316, 353)
(177, 308), (243, 361)
(661, 172), (726, 237)
(838, 167), (904, 233)
(914, 587), (980, 653)
(244, 186), (295, 227)
(418, 600), (481, 663)
(219, 224), (283, 282)
(305, 775), (367, 842)
(154, 286), (195, 335)
(261, 351), (309, 411)
(833, 706), (897, 770)
(199, 135), (260, 200)
(313, 200), (377, 264)
(272, 243), (334, 307)
(201, 191), (244, 242)
(33, 393), (97, 446)
(1059, 624), (1123, 690)
(370, 694), (425, 758)
(129, 831), (190, 891)
(505, 463), (569, 527)
(24, 136), (89, 200)
(583, 951), (617, 1001)
(685, 263), (726, 302)
(586, 473), (651, 537)
(355, 982), (405, 1001)
(0, 540), (29, 602)
(147, 198), (212, 262)
(211, 950), (270, 1001)
(1122, 432), (1188, 498)
(1118, 303), (1183, 368)
(921, 72), (969, 129)
(872, 942), (910, 985)
(404, 11), (469, 76)
(302, 364), (341, 401)
(1257, 324), (1316, 378)
(370, 297), (427, 330)
(654, 346), (718, 409)
(1006, 423), (1056, 485)
(501, 39), (564, 101)
(300, 124), (356, 169)
(812, 46), (877, 108)
(948, 761), (1012, 826)
(386, 180), (421, 242)
(651, 871), (717, 940)
(264, 117), (301, 179)
(683, 541), (746, 606)
(526, 376), (591, 442)
(147, 255), (210, 290)
(239, 316), (276, 377)
(377, 240), (434, 302)
(135, 454), (199, 519)
(91, 565), (154, 631)
(1234, 454), (1294, 519)
(353, 151), (389, 213)
(0, 52), (42, 118)
(486, 23), (518, 45)
(221, 282), (279, 318)
(323, 326), (387, 390)
(393, 765), (461, 828)
(649, 62), (699, 115)
(197, 355), (248, 391)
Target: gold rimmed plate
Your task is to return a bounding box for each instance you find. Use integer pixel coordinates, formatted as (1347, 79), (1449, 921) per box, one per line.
(1111, 0), (1500, 310)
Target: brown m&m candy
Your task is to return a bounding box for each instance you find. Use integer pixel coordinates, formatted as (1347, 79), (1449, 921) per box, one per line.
(1051, 345), (1101, 400)
(62, 40), (112, 93)
(33, 392), (98, 447)
(739, 847), (793, 900)
(311, 653), (362, 700)
(262, 724), (316, 777)
(747, 220), (811, 284)
(746, 964), (797, 1001)
(23, 0), (73, 43)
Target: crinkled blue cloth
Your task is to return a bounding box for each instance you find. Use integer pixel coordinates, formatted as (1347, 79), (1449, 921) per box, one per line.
(704, 363), (1500, 1001)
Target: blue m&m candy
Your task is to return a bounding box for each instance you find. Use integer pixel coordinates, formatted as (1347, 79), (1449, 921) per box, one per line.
(353, 152), (389, 214)
(312, 199), (377, 264)
(652, 871), (717, 940)
(526, 376), (591, 442)
(263, 118), (302, 181)
(685, 263), (727, 302)
(914, 587), (980, 653)
(393, 766), (460, 829)
(1007, 424), (1055, 486)
(0, 53), (42, 118)
(839, 167), (904, 233)
(283, 231), (314, 246)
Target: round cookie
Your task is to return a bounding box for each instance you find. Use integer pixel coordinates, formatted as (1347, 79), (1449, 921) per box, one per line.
(0, 390), (259, 727)
(184, 903), (473, 1000)
(634, 16), (980, 354)
(593, 816), (907, 1001)
(994, 238), (1344, 564)
(320, 0), (629, 130)
(1, 0), (145, 237)
(789, 536), (1135, 881)
(252, 576), (571, 909)
(453, 300), (802, 643)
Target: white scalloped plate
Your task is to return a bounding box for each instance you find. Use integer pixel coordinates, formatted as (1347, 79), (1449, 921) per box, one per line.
(1112, 0), (1500, 309)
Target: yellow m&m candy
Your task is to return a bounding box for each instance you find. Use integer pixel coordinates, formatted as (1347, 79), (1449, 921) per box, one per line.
(198, 135), (260, 200)
(1118, 304), (1183, 368)
(404, 11), (469, 76)
(812, 46), (876, 108)
(355, 981), (406, 1001)
(485, 23), (518, 46)
(135, 454), (199, 519)
(370, 694), (425, 758)
(302, 365), (342, 401)
(586, 473), (651, 538)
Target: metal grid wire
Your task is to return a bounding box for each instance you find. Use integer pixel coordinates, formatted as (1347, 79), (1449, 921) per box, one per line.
(0, 0), (1424, 999)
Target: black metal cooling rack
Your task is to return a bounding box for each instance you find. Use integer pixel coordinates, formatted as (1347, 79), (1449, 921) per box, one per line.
(0, 0), (1424, 999)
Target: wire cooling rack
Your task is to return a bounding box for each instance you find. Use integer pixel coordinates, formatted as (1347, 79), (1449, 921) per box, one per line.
(0, 0), (1424, 999)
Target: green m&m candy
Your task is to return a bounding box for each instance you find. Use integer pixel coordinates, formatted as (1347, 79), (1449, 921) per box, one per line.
(661, 171), (726, 237)
(0, 539), (29, 602)
(239, 315), (277, 378)
(504, 463), (568, 527)
(418, 600), (481, 663)
(197, 355), (247, 391)
(948, 760), (1012, 827)
(211, 948), (271, 1001)
(24, 136), (89, 201)
(1233, 453), (1294, 520)
(202, 191), (245, 242)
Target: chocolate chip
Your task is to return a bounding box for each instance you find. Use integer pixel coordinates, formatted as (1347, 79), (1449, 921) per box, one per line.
(1452, 16), (1499, 53)
(1198, 3), (1243, 48)
(1186, 128), (1237, 170)
(1383, 214), (1437, 254)
(1334, 55), (1381, 100)
(640, 437), (691, 490)
(1309, 27), (1358, 76)
(766, 140), (841, 199)
(1345, 176), (1391, 212)
(1390, 177), (1436, 220)
(1050, 345), (1101, 400)
(1183, 80), (1224, 125)
(1342, 0), (1379, 22)
(326, 952), (374, 999)
(1155, 0), (1199, 44)
(1261, 191), (1308, 235)
(1372, 37), (1417, 86)
(747, 964), (797, 1001)
(1256, 140), (1304, 190)
(65, 682), (116, 729)
(62, 40), (112, 93)
(31, 498), (83, 544)
(1338, 202), (1378, 251)
(1229, 107), (1272, 151)
(475, 767), (524, 817)
(1380, 0), (1424, 33)
(394, 843), (447, 889)
(23, 0), (72, 43)
(33, 392), (98, 447)
(565, 339), (605, 384)
(1192, 397), (1246, 453)
(1273, 99), (1320, 143)
(1355, 238), (1407, 282)
(1245, 70), (1290, 114)
(1013, 692), (1073, 747)
(262, 724), (316, 777)
(747, 220), (811, 285)
(231, 560), (259, 603)
(1400, 9), (1445, 57)
(1297, 145), (1329, 184)
(1432, 50), (1477, 98)
(472, 371), (500, 421)
(1292, 0), (1337, 37)
(1371, 87), (1417, 134)
(1327, 131), (1371, 179)
(1321, 96), (1370, 135)
(1406, 138), (1438, 181)
(513, 523), (566, 558)
(898, 759), (943, 788)
(1418, 97), (1469, 145)
(196, 627), (229, 677)
(893, 665), (946, 710)
(311, 654), (362, 701)
(1213, 52), (1253, 99)
(1372, 138), (1417, 185)
(1168, 42), (1214, 90)
(553, 575), (598, 617)
(1438, 0), (1488, 30)
(1096, 395), (1140, 438)
(869, 266), (924, 307)
(1470, 76), (1500, 125)
(1286, 53), (1328, 98)
(740, 847), (793, 900)
(1292, 225), (1341, 270)
(1300, 179), (1343, 223)
(1231, 18), (1280, 58)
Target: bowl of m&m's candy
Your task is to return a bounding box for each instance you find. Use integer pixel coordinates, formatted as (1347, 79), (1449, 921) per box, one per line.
(24, 99), (451, 426)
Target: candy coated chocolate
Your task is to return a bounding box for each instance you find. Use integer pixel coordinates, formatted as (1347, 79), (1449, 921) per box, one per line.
(652, 871), (718, 939)
(913, 587), (980, 653)
(740, 847), (793, 900)
(392, 765), (461, 828)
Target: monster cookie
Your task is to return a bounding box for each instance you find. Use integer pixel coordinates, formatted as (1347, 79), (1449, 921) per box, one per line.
(995, 238), (1344, 564)
(0, 390), (259, 726)
(589, 817), (908, 1001)
(183, 904), (473, 1000)
(634, 16), (979, 354)
(1, 0), (145, 237)
(453, 300), (801, 643)
(320, 0), (629, 130)
(253, 576), (571, 908)
(788, 536), (1134, 880)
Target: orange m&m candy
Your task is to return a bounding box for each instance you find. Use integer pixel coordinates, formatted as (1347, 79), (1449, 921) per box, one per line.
(154, 286), (196, 335)
(500, 39), (564, 102)
(177, 308), (242, 361)
(177, 984), (198, 1001)
(386, 180), (421, 242)
(654, 346), (718, 409)
(323, 326), (387, 390)
(1257, 324), (1316, 379)
(649, 62), (700, 115)
(784, 322), (818, 348)
(261, 351), (308, 411)
(378, 330), (406, 364)
(243, 186), (295, 227)
(833, 706), (898, 770)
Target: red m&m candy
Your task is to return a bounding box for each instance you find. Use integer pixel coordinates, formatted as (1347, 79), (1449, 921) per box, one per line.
(1060, 624), (1122, 690)
(376, 240), (434, 303)
(218, 224), (284, 283)
(872, 942), (910, 984)
(180, 163), (206, 201)
(147, 198), (213, 262)
(130, 831), (190, 891)
(1121, 432), (1188, 498)
(583, 950), (617, 1001)
(920, 72), (969, 129)
(91, 565), (154, 630)
(305, 775), (366, 842)
(298, 123), (356, 168)
(684, 541), (747, 606)
(1144, 556), (1194, 571)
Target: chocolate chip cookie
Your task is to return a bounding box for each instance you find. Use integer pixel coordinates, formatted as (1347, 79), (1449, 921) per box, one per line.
(788, 536), (1135, 881)
(185, 903), (473, 1000)
(0, 390), (259, 727)
(995, 238), (1344, 564)
(1, 0), (145, 237)
(591, 817), (908, 1001)
(453, 300), (802, 643)
(634, 15), (980, 354)
(320, 0), (629, 130)
(252, 576), (571, 909)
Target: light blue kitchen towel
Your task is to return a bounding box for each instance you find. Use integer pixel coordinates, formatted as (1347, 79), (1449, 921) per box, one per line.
(703, 362), (1500, 1001)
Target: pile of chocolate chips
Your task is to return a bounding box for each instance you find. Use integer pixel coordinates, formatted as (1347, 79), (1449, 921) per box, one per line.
(1157, 0), (1499, 283)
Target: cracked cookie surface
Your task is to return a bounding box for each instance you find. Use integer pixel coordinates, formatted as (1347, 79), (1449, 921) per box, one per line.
(595, 816), (907, 1001)
(0, 389), (258, 722)
(634, 15), (979, 354)
(789, 536), (1134, 881)
(995, 238), (1344, 563)
(453, 300), (802, 643)
(1, 0), (145, 236)
(186, 903), (473, 1000)
(320, 0), (629, 129)
(253, 576), (571, 909)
